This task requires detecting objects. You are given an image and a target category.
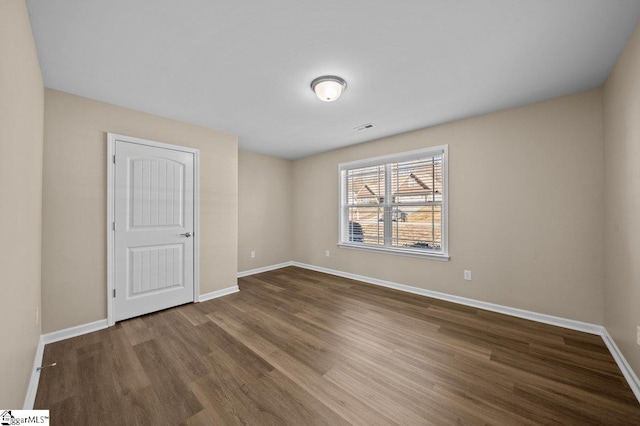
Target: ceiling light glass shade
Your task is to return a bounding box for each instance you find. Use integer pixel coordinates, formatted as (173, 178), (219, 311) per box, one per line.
(311, 75), (347, 102)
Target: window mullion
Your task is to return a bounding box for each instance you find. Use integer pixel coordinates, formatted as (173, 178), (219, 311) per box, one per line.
(383, 163), (392, 247)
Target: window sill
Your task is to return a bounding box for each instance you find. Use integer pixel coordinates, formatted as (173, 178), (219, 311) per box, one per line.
(337, 243), (450, 261)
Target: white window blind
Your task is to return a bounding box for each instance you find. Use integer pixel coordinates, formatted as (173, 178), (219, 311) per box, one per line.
(339, 146), (448, 259)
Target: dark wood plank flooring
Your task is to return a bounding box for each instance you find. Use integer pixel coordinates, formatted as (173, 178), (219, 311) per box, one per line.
(35, 266), (640, 425)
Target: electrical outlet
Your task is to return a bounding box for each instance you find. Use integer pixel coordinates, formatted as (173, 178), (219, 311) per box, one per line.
(325, 250), (330, 257)
(36, 307), (39, 325)
(464, 270), (472, 281)
(250, 250), (255, 258)
(637, 326), (640, 346)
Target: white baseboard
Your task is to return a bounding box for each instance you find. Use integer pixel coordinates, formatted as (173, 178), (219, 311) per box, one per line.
(292, 262), (602, 335)
(42, 319), (109, 345)
(209, 261), (640, 403)
(23, 289), (237, 407)
(24, 319), (109, 409)
(24, 261), (640, 405)
(24, 289), (237, 407)
(198, 285), (240, 302)
(23, 336), (45, 409)
(600, 328), (640, 401)
(290, 262), (640, 403)
(237, 261), (294, 278)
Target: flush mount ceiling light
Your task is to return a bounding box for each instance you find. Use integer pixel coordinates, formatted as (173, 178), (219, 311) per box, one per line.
(311, 75), (347, 102)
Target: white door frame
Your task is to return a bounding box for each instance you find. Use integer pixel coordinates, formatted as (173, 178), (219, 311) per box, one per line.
(107, 133), (200, 326)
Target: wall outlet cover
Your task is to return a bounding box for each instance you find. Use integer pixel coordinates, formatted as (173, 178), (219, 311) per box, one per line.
(464, 270), (472, 281)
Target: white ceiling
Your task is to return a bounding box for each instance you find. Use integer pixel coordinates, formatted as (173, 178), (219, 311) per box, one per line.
(27, 1), (640, 159)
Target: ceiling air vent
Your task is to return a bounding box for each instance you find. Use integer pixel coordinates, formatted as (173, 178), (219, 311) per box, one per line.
(354, 123), (375, 131)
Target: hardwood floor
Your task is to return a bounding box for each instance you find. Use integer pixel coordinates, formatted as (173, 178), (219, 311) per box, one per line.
(35, 266), (640, 425)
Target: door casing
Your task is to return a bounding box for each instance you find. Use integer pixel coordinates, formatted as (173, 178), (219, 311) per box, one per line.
(107, 133), (200, 326)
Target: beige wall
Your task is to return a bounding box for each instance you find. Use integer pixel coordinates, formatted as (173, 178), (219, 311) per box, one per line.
(0, 0), (43, 407)
(292, 89), (604, 324)
(238, 151), (293, 272)
(603, 24), (640, 376)
(42, 89), (238, 333)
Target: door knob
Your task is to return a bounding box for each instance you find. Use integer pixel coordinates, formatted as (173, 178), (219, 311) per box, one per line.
(180, 232), (192, 238)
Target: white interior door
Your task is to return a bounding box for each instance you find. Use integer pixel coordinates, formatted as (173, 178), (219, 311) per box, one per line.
(114, 140), (195, 321)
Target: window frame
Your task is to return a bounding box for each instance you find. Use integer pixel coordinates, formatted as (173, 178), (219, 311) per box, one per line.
(337, 145), (449, 260)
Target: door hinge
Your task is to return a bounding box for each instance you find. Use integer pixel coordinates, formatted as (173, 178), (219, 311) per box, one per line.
(113, 289), (116, 298)
(112, 222), (116, 231)
(113, 155), (116, 164)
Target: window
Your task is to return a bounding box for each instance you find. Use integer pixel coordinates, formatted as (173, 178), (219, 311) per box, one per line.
(339, 146), (448, 259)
